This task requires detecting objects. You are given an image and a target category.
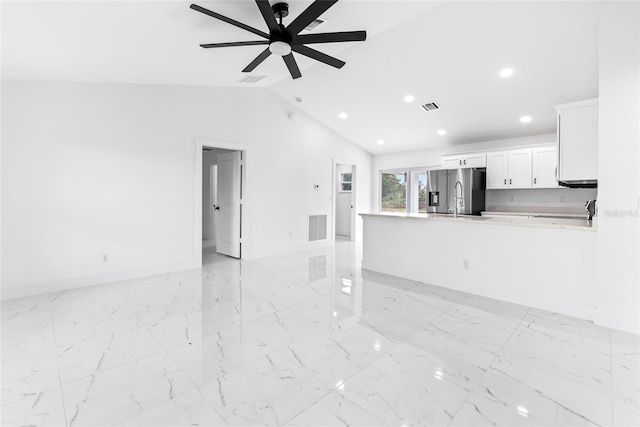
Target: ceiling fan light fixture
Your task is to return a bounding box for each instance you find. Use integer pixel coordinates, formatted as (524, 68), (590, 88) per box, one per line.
(269, 41), (292, 56)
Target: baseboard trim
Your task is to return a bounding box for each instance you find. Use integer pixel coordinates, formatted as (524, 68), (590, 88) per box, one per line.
(362, 261), (596, 323)
(1, 260), (198, 301)
(594, 308), (640, 334)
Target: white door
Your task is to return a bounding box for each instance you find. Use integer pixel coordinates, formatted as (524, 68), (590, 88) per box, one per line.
(532, 147), (559, 188)
(508, 149), (533, 188)
(215, 151), (241, 258)
(486, 151), (509, 189)
(462, 153), (487, 168)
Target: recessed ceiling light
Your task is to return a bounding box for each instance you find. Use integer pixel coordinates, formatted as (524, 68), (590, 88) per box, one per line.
(520, 115), (532, 123)
(404, 94), (415, 103)
(437, 129), (447, 136)
(377, 139), (385, 145)
(499, 68), (514, 78)
(338, 112), (348, 119)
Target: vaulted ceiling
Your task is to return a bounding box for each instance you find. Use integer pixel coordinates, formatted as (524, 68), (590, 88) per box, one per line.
(2, 1), (599, 154)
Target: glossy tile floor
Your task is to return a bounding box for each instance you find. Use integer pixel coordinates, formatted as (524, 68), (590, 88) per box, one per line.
(2, 240), (639, 426)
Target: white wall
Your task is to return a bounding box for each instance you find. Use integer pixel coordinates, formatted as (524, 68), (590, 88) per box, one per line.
(362, 216), (598, 321)
(1, 81), (373, 299)
(595, 2), (640, 333)
(335, 164), (353, 237)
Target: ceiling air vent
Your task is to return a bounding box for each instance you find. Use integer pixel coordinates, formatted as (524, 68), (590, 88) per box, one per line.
(303, 17), (326, 32)
(420, 101), (441, 112)
(237, 75), (267, 83)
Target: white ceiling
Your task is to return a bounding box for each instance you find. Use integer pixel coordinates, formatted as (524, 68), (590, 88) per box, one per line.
(2, 1), (599, 155)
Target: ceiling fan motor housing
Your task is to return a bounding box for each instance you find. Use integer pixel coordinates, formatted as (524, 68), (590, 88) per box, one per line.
(272, 2), (289, 20)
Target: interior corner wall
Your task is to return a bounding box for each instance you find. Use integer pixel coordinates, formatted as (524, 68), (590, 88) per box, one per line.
(1, 81), (373, 299)
(595, 1), (640, 333)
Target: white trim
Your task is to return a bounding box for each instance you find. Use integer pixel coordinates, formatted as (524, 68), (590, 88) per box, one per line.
(195, 138), (250, 265)
(555, 97), (599, 113)
(594, 308), (640, 334)
(332, 158), (357, 242)
(1, 260), (197, 301)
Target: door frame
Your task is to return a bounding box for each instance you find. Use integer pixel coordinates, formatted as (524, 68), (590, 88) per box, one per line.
(332, 158), (356, 242)
(195, 138), (249, 266)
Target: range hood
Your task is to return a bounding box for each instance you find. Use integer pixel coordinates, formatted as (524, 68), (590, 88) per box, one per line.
(558, 179), (597, 189)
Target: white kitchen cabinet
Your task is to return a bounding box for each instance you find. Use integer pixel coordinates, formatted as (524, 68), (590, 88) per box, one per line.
(508, 149), (533, 189)
(486, 149), (533, 189)
(486, 151), (509, 189)
(556, 99), (598, 184)
(532, 146), (559, 188)
(441, 153), (486, 169)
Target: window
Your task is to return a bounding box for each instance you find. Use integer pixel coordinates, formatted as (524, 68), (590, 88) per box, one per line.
(381, 172), (407, 212)
(380, 169), (428, 213)
(340, 172), (352, 192)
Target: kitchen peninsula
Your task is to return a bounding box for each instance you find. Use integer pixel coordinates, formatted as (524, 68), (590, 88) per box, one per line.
(361, 212), (597, 322)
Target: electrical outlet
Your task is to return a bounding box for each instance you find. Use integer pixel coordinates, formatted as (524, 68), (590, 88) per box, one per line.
(560, 196), (566, 203)
(102, 253), (109, 263)
(463, 259), (470, 269)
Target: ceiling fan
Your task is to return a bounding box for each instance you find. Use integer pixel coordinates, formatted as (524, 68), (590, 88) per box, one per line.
(190, 0), (366, 79)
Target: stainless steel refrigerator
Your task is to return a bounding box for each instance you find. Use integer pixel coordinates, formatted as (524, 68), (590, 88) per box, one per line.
(426, 168), (486, 215)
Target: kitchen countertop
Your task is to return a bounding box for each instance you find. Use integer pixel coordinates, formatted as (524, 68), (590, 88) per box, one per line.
(360, 212), (597, 232)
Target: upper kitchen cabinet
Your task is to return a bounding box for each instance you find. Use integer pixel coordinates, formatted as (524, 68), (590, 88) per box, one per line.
(555, 99), (598, 186)
(441, 153), (487, 169)
(486, 149), (533, 189)
(532, 146), (560, 188)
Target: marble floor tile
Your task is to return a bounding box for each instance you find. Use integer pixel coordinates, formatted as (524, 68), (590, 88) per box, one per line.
(277, 318), (396, 388)
(1, 306), (56, 362)
(612, 329), (640, 362)
(428, 305), (519, 354)
(338, 344), (473, 426)
(0, 386), (67, 427)
(449, 370), (598, 426)
(456, 294), (530, 324)
(199, 352), (332, 426)
(612, 355), (640, 426)
(144, 309), (238, 349)
(167, 326), (271, 386)
(242, 303), (328, 350)
(51, 300), (143, 346)
(491, 327), (613, 426)
(61, 351), (195, 426)
(117, 389), (226, 426)
(57, 325), (164, 384)
(285, 391), (387, 426)
(1, 349), (61, 405)
(2, 239), (638, 427)
(520, 308), (612, 355)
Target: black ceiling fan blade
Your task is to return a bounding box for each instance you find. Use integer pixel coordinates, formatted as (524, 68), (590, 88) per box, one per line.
(292, 45), (345, 69)
(294, 30), (367, 45)
(243, 48), (272, 72)
(200, 40), (270, 48)
(286, 0), (338, 35)
(190, 4), (269, 39)
(255, 0), (280, 34)
(283, 53), (302, 79)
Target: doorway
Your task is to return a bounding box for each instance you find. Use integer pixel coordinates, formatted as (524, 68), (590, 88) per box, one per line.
(195, 138), (248, 267)
(333, 160), (356, 241)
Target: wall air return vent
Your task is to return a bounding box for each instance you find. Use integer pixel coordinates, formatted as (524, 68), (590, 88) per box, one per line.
(237, 75), (267, 83)
(420, 101), (441, 112)
(303, 18), (326, 32)
(308, 215), (327, 241)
